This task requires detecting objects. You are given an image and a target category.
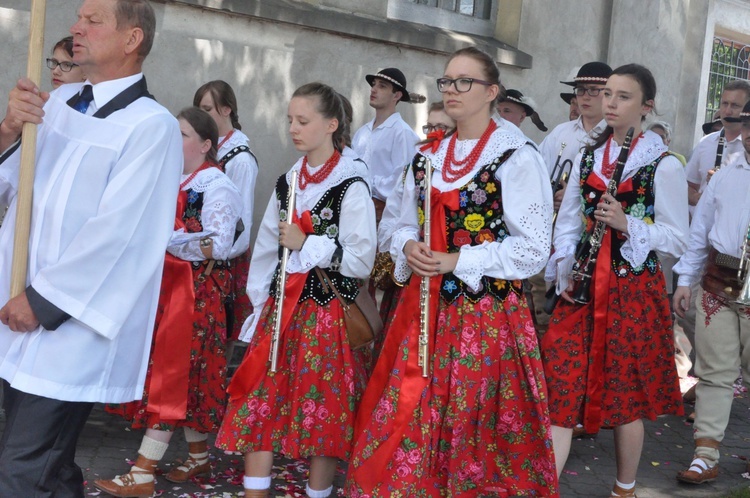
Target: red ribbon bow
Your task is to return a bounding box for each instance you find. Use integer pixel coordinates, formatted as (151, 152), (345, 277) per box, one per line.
(419, 129), (446, 153)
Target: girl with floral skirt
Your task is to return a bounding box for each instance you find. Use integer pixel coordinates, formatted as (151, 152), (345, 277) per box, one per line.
(346, 47), (558, 497)
(215, 82), (376, 498)
(542, 64), (688, 497)
(95, 107), (242, 498)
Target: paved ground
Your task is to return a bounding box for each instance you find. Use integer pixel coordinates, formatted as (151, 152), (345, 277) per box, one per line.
(2, 384), (750, 497)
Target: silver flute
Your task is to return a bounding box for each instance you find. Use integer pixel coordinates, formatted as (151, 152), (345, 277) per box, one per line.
(418, 159), (432, 378)
(269, 170), (298, 373)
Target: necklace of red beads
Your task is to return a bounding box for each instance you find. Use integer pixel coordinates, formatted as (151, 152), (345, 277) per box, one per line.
(299, 149), (342, 190)
(601, 132), (643, 178)
(442, 120), (497, 182)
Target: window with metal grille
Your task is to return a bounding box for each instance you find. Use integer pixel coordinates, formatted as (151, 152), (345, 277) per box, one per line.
(705, 37), (750, 122)
(409, 0), (492, 20)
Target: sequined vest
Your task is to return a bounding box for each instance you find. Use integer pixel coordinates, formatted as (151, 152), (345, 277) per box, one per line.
(269, 174), (366, 305)
(577, 150), (669, 277)
(412, 152), (524, 304)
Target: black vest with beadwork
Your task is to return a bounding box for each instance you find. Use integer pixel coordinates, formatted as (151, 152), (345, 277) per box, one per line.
(269, 174), (366, 305)
(412, 152), (524, 304)
(577, 150), (669, 277)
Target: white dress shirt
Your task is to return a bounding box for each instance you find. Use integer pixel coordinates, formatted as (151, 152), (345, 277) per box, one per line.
(538, 117), (607, 176)
(352, 112), (419, 202)
(673, 152), (750, 287)
(684, 129), (744, 193)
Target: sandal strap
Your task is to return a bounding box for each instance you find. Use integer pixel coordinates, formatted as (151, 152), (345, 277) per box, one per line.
(115, 470), (152, 486)
(688, 458), (710, 473)
(175, 456), (208, 473)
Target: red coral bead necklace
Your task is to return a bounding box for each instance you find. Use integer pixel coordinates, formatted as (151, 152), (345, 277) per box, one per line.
(299, 149), (341, 190)
(442, 120), (497, 182)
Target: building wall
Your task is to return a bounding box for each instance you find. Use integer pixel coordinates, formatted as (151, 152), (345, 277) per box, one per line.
(1, 0), (749, 239)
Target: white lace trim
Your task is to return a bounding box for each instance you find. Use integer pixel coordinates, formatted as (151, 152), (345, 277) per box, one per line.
(218, 128), (253, 159)
(545, 244), (575, 283)
(620, 215), (651, 267)
(285, 154), (366, 207)
(421, 127), (528, 174)
(592, 130), (667, 180)
(453, 245), (485, 291)
(181, 167), (235, 193)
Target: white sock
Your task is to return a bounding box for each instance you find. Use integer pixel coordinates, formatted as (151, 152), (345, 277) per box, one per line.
(306, 483), (333, 498)
(615, 479), (635, 490)
(109, 437), (169, 486)
(184, 427), (208, 443)
(244, 475), (272, 490)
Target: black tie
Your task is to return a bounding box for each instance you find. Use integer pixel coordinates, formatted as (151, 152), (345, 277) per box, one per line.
(71, 85), (94, 114)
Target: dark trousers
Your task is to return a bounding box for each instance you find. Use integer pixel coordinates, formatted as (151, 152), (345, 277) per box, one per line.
(0, 381), (93, 498)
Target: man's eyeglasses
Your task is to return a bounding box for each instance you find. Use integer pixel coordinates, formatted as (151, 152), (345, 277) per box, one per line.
(46, 58), (78, 72)
(422, 124), (450, 135)
(436, 77), (493, 93)
(573, 87), (603, 97)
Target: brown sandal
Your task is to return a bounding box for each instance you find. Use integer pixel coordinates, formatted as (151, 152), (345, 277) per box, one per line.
(93, 470), (154, 498)
(611, 483), (637, 497)
(676, 458), (719, 484)
(164, 456), (211, 483)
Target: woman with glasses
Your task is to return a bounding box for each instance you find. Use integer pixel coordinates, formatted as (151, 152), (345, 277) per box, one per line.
(346, 47), (558, 497)
(542, 64), (688, 497)
(47, 36), (85, 89)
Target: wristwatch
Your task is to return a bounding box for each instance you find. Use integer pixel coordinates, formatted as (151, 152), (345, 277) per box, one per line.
(200, 237), (212, 248)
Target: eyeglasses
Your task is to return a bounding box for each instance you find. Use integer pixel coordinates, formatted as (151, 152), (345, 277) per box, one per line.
(573, 87), (603, 97)
(422, 124), (450, 134)
(46, 58), (78, 72)
(436, 77), (493, 93)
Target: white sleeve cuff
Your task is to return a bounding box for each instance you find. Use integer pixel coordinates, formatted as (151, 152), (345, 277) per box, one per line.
(390, 227), (419, 283)
(286, 235), (336, 273)
(620, 215), (650, 267)
(453, 244), (486, 292)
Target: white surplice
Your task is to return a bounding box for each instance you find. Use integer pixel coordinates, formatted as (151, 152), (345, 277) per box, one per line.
(0, 83), (182, 403)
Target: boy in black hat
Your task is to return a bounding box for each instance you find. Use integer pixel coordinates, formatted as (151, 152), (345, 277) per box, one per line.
(496, 89), (547, 132)
(352, 68), (419, 222)
(538, 61), (612, 179)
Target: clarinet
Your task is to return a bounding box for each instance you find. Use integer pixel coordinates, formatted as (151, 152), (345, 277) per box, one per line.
(269, 170), (298, 373)
(709, 128), (726, 181)
(418, 159), (432, 378)
(570, 127), (635, 305)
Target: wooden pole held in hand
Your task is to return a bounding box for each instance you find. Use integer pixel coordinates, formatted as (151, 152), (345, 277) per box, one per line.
(10, 0), (47, 297)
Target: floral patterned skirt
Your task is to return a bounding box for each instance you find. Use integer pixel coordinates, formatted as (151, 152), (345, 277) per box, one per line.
(372, 285), (404, 364)
(541, 268), (683, 431)
(346, 290), (558, 498)
(215, 296), (370, 460)
(107, 266), (230, 433)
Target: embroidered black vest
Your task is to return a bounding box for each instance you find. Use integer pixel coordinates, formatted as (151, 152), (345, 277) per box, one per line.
(412, 152), (524, 304)
(577, 151), (669, 277)
(269, 174), (366, 305)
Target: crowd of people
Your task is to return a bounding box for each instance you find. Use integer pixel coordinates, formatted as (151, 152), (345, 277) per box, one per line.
(0, 1), (749, 497)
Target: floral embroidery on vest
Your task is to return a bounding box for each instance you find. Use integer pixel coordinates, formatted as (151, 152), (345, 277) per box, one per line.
(270, 174), (366, 305)
(412, 152), (524, 304)
(578, 151), (668, 277)
(183, 189), (204, 234)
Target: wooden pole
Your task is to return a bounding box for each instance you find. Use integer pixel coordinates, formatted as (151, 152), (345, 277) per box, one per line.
(10, 0), (46, 298)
